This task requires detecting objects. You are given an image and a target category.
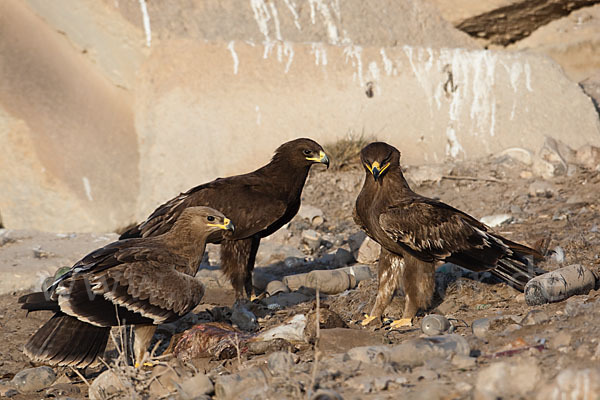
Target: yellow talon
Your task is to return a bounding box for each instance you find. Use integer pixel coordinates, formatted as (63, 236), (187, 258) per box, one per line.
(361, 314), (377, 326)
(389, 318), (413, 329)
(134, 361), (155, 368)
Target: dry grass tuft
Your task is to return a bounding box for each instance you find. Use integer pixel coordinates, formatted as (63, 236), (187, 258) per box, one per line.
(323, 132), (376, 170)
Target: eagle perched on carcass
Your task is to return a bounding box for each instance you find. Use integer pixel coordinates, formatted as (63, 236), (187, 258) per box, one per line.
(353, 142), (544, 328)
(20, 207), (234, 368)
(120, 138), (329, 300)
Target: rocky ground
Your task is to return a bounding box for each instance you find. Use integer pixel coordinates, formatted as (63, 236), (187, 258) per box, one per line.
(1, 140), (599, 399)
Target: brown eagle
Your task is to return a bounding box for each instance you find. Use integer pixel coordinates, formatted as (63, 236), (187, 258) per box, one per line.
(20, 206), (234, 368)
(120, 138), (329, 299)
(353, 142), (543, 328)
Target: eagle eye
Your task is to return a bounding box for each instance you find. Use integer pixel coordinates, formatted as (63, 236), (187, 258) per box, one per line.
(207, 216), (215, 222)
(303, 149), (312, 156)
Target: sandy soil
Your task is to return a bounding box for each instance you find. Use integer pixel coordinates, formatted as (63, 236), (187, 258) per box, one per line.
(1, 154), (600, 399)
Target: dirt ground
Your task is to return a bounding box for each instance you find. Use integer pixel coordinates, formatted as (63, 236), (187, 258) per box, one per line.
(1, 153), (600, 399)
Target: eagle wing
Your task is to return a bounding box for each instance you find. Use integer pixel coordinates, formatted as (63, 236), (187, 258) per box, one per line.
(121, 176), (289, 240)
(54, 240), (204, 325)
(378, 199), (506, 267)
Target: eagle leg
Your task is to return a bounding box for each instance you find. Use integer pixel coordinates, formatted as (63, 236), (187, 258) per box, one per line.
(133, 324), (157, 368)
(221, 238), (259, 300)
(400, 255), (436, 321)
(364, 249), (403, 326)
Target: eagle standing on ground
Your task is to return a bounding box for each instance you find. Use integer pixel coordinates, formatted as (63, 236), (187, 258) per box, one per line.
(120, 138), (329, 300)
(20, 207), (234, 368)
(353, 142), (543, 328)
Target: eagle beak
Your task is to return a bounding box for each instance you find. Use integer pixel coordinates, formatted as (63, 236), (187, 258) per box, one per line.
(306, 150), (330, 169)
(367, 161), (390, 181)
(209, 218), (235, 232)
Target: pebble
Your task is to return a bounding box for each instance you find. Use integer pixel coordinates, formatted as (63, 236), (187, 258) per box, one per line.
(89, 370), (127, 400)
(520, 309), (550, 326)
(475, 360), (541, 400)
(0, 382), (17, 398)
(231, 302), (259, 332)
(261, 291), (311, 308)
(11, 366), (56, 393)
(45, 383), (80, 398)
(356, 236), (380, 264)
(178, 374), (214, 398)
(421, 314), (451, 336)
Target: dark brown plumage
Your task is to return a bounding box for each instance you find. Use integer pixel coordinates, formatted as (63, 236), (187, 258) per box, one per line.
(353, 142), (544, 327)
(20, 206), (234, 368)
(120, 138), (329, 299)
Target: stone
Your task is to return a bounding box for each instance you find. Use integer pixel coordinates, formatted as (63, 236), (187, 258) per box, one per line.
(475, 360), (542, 400)
(266, 351), (296, 375)
(421, 314), (451, 336)
(347, 231), (367, 256)
(305, 269), (357, 294)
(520, 309), (550, 326)
(345, 334), (470, 367)
(45, 383), (81, 398)
(576, 144), (600, 170)
(11, 366), (56, 393)
(231, 303), (259, 332)
(261, 291), (311, 308)
(480, 214), (513, 227)
(551, 331), (572, 349)
(536, 368), (600, 400)
(257, 314), (307, 342)
(525, 264), (596, 305)
(214, 367), (269, 399)
(472, 318), (492, 339)
(330, 248), (356, 268)
(310, 389), (344, 400)
(298, 204), (325, 226)
(356, 236), (381, 264)
(255, 242), (306, 266)
(499, 147), (533, 165)
(178, 374), (214, 398)
(88, 370), (128, 400)
(265, 280), (289, 296)
(0, 382), (17, 398)
(452, 354), (477, 369)
(528, 181), (555, 198)
(302, 229), (322, 252)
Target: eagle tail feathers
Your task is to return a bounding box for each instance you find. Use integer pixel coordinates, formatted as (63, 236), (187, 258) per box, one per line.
(24, 312), (109, 368)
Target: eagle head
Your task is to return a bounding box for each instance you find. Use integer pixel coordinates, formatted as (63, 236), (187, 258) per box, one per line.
(360, 142), (400, 181)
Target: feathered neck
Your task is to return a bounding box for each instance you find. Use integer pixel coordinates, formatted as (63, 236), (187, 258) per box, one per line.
(161, 221), (209, 275)
(256, 153), (312, 198)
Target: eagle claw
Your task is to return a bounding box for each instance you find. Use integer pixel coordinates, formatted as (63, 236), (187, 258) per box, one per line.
(387, 318), (413, 329)
(360, 314), (378, 326)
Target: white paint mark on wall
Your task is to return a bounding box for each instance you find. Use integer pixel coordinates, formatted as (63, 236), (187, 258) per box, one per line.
(445, 127), (464, 158)
(138, 0), (151, 47)
(524, 62), (533, 92)
(82, 177), (93, 201)
(269, 1), (283, 41)
(308, 0), (340, 44)
(311, 42), (328, 66)
(283, 42), (294, 73)
(255, 105), (261, 125)
(227, 41), (239, 74)
(380, 48), (393, 76)
(343, 44), (364, 86)
(251, 0), (271, 42)
(283, 0), (302, 30)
